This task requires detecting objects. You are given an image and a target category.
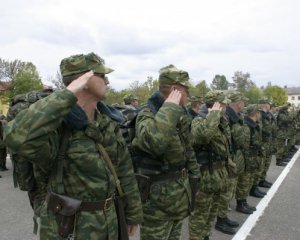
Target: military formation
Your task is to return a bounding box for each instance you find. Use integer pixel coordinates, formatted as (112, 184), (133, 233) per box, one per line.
(0, 52), (300, 240)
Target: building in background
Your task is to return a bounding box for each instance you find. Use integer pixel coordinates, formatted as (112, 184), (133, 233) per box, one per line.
(284, 87), (300, 107)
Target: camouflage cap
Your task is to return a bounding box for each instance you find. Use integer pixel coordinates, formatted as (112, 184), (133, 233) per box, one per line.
(123, 94), (138, 102)
(60, 52), (114, 77)
(246, 104), (260, 114)
(158, 64), (192, 88)
(189, 96), (203, 103)
(205, 90), (231, 105)
(227, 91), (249, 102)
(281, 102), (291, 109)
(258, 97), (271, 104)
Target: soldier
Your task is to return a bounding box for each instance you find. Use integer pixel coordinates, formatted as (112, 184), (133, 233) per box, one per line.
(123, 94), (139, 110)
(243, 105), (266, 199)
(188, 96), (203, 119)
(276, 103), (293, 166)
(0, 115), (8, 172)
(189, 90), (232, 240)
(216, 91), (252, 227)
(4, 52), (143, 239)
(132, 64), (200, 240)
(258, 99), (273, 188)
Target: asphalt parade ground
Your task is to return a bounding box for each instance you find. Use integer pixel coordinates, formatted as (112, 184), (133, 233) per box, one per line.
(1, 149), (299, 240)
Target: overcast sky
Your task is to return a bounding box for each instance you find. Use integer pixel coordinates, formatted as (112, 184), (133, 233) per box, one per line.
(0, 0), (299, 90)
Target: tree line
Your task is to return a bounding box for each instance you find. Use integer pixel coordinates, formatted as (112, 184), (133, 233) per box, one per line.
(0, 58), (288, 106)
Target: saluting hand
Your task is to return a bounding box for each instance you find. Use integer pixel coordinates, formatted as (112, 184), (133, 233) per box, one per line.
(208, 102), (222, 112)
(66, 70), (94, 94)
(165, 89), (182, 105)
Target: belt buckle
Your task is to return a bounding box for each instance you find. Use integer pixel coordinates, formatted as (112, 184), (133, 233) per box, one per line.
(104, 197), (112, 211)
(181, 168), (187, 178)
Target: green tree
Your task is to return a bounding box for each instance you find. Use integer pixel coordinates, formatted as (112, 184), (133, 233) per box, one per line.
(244, 86), (262, 104)
(190, 80), (210, 98)
(5, 62), (43, 102)
(232, 71), (256, 92)
(263, 85), (288, 106)
(211, 75), (229, 90)
(0, 58), (28, 80)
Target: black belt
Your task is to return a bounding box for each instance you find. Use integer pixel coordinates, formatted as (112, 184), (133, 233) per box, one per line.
(46, 192), (114, 212)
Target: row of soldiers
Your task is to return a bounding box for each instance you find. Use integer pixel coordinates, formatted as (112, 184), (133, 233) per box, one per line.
(115, 68), (300, 239)
(2, 52), (300, 240)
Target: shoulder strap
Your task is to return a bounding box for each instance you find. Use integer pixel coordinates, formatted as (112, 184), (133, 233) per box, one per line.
(50, 125), (72, 194)
(97, 143), (124, 197)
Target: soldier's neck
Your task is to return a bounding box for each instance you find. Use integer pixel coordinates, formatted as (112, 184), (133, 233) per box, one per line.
(76, 94), (98, 121)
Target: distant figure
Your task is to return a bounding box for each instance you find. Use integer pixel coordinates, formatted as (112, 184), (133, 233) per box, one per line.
(187, 96), (203, 119)
(123, 94), (139, 110)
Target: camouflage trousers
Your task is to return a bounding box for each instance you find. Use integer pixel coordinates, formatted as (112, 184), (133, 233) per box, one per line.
(39, 201), (118, 240)
(253, 157), (264, 186)
(189, 168), (228, 240)
(260, 154), (272, 182)
(235, 172), (253, 200)
(140, 218), (183, 240)
(276, 138), (290, 161)
(218, 176), (238, 218)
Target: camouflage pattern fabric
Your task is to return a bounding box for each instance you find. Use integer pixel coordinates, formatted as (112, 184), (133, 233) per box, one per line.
(259, 111), (274, 181)
(141, 219), (183, 240)
(4, 89), (143, 239)
(235, 172), (253, 200)
(6, 90), (53, 220)
(243, 115), (263, 192)
(189, 110), (230, 239)
(132, 91), (200, 240)
(276, 108), (294, 161)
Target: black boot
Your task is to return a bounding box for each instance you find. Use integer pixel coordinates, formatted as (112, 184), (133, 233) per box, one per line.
(259, 180), (272, 188)
(257, 187), (266, 195)
(276, 161), (287, 166)
(215, 217), (236, 235)
(244, 200), (256, 211)
(250, 186), (264, 198)
(236, 199), (253, 214)
(221, 216), (239, 228)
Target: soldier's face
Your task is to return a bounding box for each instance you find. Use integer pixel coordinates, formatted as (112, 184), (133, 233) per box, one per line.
(87, 74), (109, 100)
(131, 99), (139, 107)
(172, 85), (189, 106)
(237, 101), (245, 112)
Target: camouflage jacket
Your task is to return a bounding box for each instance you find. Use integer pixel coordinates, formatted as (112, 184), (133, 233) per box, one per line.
(277, 109), (294, 139)
(132, 91), (200, 220)
(243, 116), (262, 172)
(259, 110), (274, 155)
(226, 106), (248, 175)
(192, 110), (232, 161)
(4, 89), (143, 238)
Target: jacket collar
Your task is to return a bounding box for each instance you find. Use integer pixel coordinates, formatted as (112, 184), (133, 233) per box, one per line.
(226, 106), (240, 124)
(244, 116), (257, 128)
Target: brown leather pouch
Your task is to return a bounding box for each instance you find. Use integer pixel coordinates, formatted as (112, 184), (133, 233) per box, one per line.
(47, 191), (82, 238)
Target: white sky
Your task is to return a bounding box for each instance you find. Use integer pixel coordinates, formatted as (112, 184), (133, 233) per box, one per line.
(0, 0), (299, 90)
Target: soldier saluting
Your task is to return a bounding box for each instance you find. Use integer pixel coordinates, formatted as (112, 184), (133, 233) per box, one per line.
(4, 53), (143, 239)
